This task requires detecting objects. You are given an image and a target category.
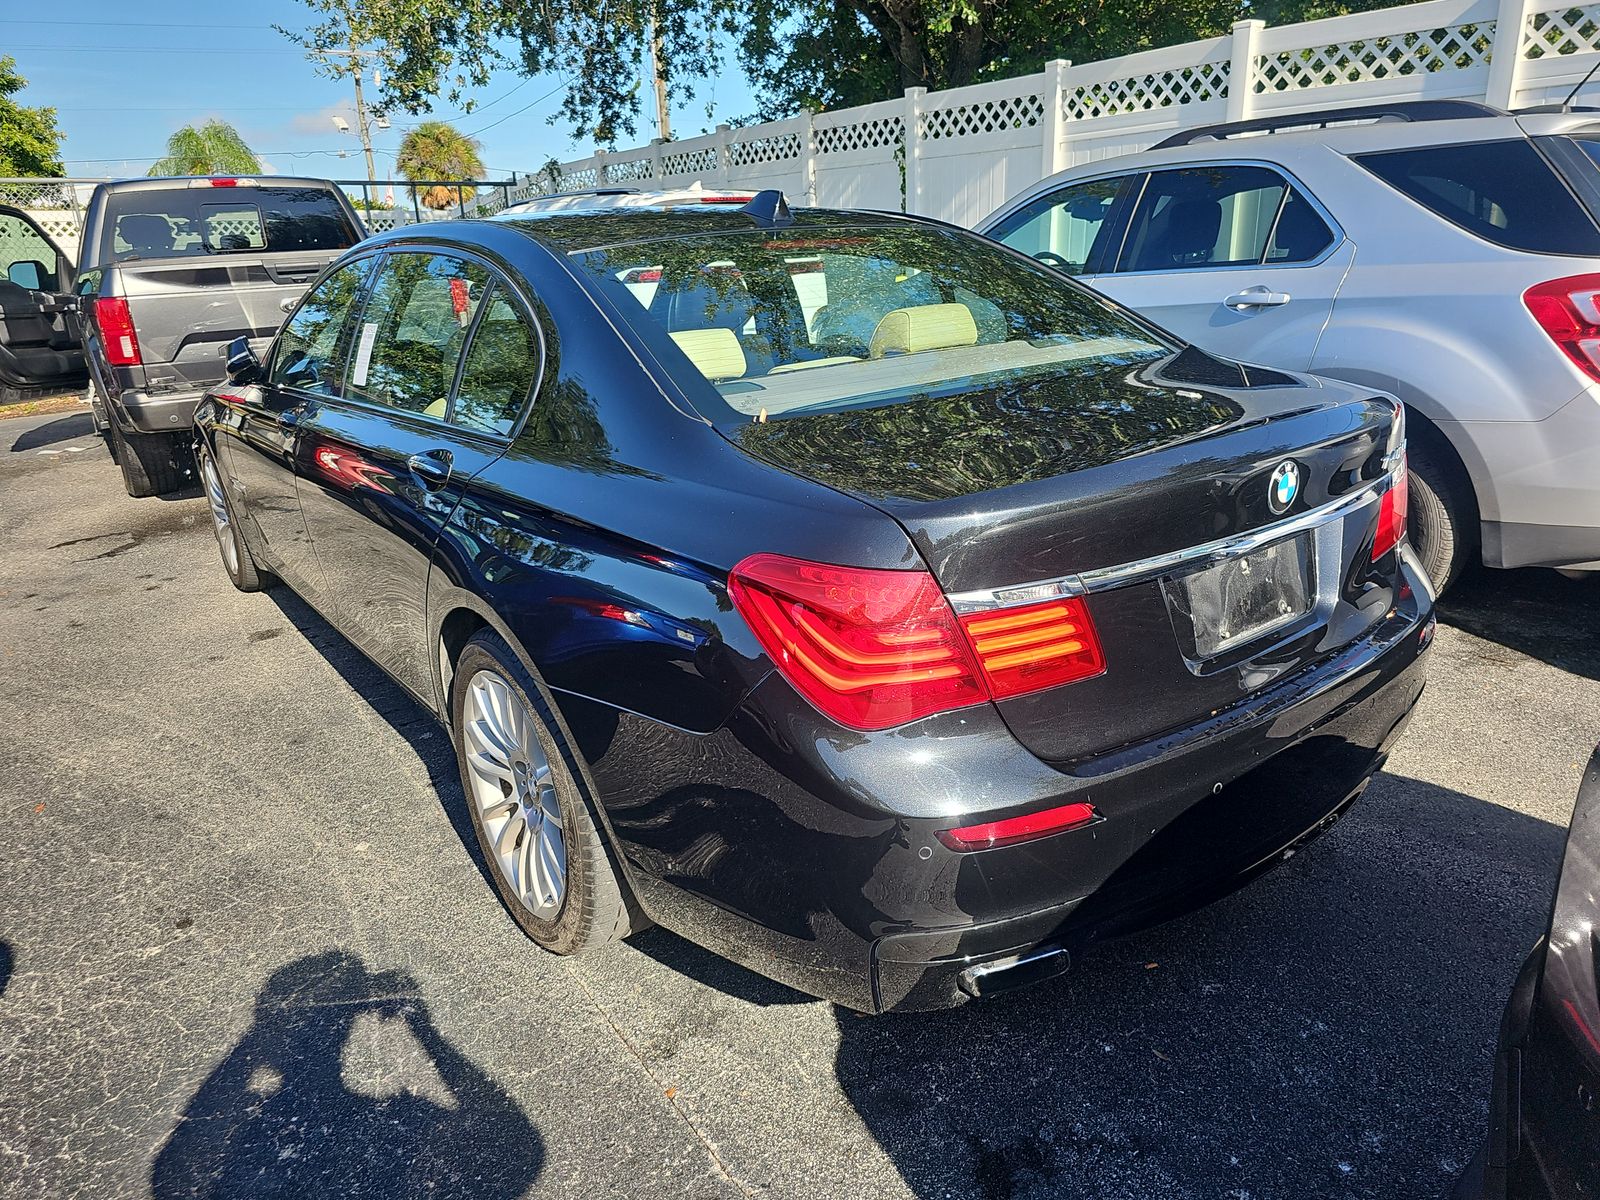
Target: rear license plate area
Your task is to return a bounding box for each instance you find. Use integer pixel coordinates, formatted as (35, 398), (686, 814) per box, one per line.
(1166, 534), (1315, 661)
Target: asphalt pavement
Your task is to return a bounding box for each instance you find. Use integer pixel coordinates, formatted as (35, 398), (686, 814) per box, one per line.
(2, 406), (1597, 1200)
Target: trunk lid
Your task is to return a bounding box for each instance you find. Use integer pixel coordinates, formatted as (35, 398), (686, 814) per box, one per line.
(728, 351), (1401, 762)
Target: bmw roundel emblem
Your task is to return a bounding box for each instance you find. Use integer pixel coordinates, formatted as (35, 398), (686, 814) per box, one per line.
(1267, 461), (1301, 515)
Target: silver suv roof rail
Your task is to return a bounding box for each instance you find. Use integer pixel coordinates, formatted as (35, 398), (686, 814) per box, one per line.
(1151, 100), (1508, 149)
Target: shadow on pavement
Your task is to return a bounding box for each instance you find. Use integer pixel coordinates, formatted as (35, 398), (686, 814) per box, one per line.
(150, 951), (542, 1200)
(1440, 566), (1599, 681)
(8, 411), (94, 452)
(829, 774), (1563, 1200)
(0, 941), (11, 1000)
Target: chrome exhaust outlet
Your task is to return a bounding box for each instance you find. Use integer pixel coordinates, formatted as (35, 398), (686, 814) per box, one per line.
(958, 945), (1071, 999)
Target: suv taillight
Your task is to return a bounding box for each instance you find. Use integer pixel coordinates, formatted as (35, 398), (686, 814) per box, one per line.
(1524, 274), (1600, 382)
(93, 297), (141, 367)
(728, 553), (1105, 731)
(1373, 453), (1409, 561)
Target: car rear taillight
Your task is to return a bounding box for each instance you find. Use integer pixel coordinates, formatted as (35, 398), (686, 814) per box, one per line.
(728, 554), (1108, 731)
(958, 598), (1106, 698)
(728, 554), (988, 730)
(1524, 273), (1600, 381)
(1372, 454), (1408, 561)
(937, 801), (1099, 851)
(94, 297), (141, 367)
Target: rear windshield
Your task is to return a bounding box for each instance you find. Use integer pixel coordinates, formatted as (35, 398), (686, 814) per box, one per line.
(569, 225), (1172, 425)
(99, 185), (359, 263)
(1353, 140), (1600, 255)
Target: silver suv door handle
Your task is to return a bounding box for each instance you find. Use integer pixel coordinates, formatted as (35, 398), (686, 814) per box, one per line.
(1225, 286), (1291, 310)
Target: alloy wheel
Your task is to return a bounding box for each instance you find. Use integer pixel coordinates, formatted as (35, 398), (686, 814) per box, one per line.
(201, 454), (239, 577)
(461, 670), (567, 919)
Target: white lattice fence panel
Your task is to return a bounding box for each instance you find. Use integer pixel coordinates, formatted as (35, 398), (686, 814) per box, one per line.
(1255, 21), (1493, 91)
(728, 131), (801, 166)
(1065, 61), (1230, 118)
(659, 145), (720, 176)
(922, 93), (1044, 140)
(815, 114), (904, 155)
(24, 212), (80, 243)
(607, 155), (657, 182)
(560, 166), (600, 189)
(1526, 4), (1600, 56)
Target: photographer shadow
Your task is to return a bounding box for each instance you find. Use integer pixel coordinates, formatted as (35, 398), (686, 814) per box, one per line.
(151, 951), (542, 1200)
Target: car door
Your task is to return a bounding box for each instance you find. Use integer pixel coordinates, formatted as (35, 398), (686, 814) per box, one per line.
(216, 254), (378, 601)
(1089, 163), (1354, 370)
(983, 173), (1138, 282)
(0, 204), (86, 395)
(293, 247), (539, 702)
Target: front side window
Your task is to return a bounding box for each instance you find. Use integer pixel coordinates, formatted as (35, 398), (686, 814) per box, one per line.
(451, 287), (539, 436)
(269, 258), (374, 396)
(0, 211), (61, 291)
(1354, 139), (1600, 256)
(988, 176), (1126, 275)
(345, 252), (491, 418)
(1117, 166), (1329, 273)
(571, 225), (1172, 425)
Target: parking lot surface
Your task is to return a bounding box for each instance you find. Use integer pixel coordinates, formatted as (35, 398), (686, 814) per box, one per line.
(2, 407), (1597, 1200)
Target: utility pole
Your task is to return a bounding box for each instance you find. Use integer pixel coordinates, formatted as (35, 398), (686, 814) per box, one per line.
(649, 15), (672, 141)
(348, 37), (377, 185)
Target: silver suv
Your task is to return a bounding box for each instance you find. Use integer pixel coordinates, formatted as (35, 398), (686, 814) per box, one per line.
(979, 100), (1600, 591)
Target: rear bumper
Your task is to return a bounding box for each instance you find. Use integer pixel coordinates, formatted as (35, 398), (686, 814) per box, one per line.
(113, 386), (202, 436)
(582, 553), (1435, 1013)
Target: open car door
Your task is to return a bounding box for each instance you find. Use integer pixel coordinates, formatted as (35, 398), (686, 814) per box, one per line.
(0, 203), (86, 402)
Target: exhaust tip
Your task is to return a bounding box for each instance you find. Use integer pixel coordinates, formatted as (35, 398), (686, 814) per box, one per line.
(958, 945), (1071, 1000)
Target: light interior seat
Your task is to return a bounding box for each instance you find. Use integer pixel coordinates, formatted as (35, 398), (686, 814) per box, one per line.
(868, 304), (980, 360)
(670, 328), (748, 382)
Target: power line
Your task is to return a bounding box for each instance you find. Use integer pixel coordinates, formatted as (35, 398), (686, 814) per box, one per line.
(2, 18), (278, 28)
(462, 78), (572, 137)
(7, 44), (307, 54)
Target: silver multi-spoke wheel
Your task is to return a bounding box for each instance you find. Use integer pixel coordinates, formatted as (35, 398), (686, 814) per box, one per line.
(462, 669), (567, 920)
(202, 454), (239, 577)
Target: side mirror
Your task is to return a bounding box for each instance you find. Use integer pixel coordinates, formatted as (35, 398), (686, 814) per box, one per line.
(225, 336), (262, 385)
(7, 260), (47, 291)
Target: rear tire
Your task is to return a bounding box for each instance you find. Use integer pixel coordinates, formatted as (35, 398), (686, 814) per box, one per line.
(107, 422), (189, 498)
(450, 630), (633, 955)
(1407, 434), (1478, 596)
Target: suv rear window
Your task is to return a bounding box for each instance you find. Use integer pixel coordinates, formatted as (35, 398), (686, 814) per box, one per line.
(100, 186), (358, 262)
(1353, 140), (1600, 255)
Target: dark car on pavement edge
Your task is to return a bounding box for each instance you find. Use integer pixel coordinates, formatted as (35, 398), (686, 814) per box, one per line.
(192, 192), (1435, 1012)
(1457, 745), (1600, 1198)
(76, 175), (363, 497)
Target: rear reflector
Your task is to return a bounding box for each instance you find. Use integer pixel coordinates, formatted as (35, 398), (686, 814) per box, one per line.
(93, 297), (141, 366)
(958, 597), (1105, 698)
(1372, 455), (1408, 561)
(1524, 273), (1600, 382)
(728, 554), (987, 730)
(938, 801), (1099, 851)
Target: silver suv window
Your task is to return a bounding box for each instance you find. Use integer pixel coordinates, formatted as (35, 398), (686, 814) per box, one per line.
(987, 176), (1125, 275)
(1354, 140), (1600, 256)
(1117, 165), (1333, 273)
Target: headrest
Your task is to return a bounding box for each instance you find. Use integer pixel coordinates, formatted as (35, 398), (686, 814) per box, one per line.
(670, 328), (747, 382)
(118, 215), (174, 253)
(868, 303), (980, 359)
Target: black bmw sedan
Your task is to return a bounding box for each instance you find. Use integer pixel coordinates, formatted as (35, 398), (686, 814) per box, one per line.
(195, 193), (1434, 1012)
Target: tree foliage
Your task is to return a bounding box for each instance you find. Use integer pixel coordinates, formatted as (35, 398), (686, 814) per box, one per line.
(284, 0), (1404, 146)
(0, 56), (64, 176)
(396, 120), (486, 207)
(148, 120), (263, 177)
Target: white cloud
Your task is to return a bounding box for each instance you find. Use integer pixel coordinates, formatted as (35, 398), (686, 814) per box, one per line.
(290, 103), (359, 137)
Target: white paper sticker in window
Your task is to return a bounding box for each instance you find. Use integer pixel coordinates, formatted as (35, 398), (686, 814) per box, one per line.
(351, 321), (380, 387)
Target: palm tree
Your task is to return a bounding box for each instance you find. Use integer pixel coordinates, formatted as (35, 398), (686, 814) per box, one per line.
(397, 121), (485, 209)
(147, 120), (262, 176)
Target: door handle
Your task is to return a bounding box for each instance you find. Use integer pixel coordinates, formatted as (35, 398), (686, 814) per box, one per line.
(279, 297), (298, 314)
(408, 450), (453, 488)
(275, 407), (302, 430)
(1224, 286), (1291, 310)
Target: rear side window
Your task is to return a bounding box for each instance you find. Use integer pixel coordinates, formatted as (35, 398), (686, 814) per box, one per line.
(452, 288), (538, 436)
(1354, 140), (1600, 255)
(99, 186), (358, 262)
(1118, 166), (1331, 273)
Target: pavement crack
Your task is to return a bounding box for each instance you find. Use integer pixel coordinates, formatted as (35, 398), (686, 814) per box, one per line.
(563, 964), (757, 1199)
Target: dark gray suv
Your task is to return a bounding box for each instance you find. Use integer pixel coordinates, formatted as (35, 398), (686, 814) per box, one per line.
(76, 176), (363, 496)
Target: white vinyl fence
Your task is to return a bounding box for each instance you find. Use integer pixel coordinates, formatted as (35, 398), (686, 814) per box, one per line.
(545, 0), (1600, 227)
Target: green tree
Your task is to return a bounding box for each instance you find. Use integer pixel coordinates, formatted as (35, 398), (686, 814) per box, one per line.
(147, 120), (263, 176)
(283, 0), (1404, 146)
(0, 56), (65, 176)
(396, 120), (485, 208)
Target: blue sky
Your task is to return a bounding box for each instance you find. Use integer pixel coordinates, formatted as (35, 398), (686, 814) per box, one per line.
(4, 1), (759, 181)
